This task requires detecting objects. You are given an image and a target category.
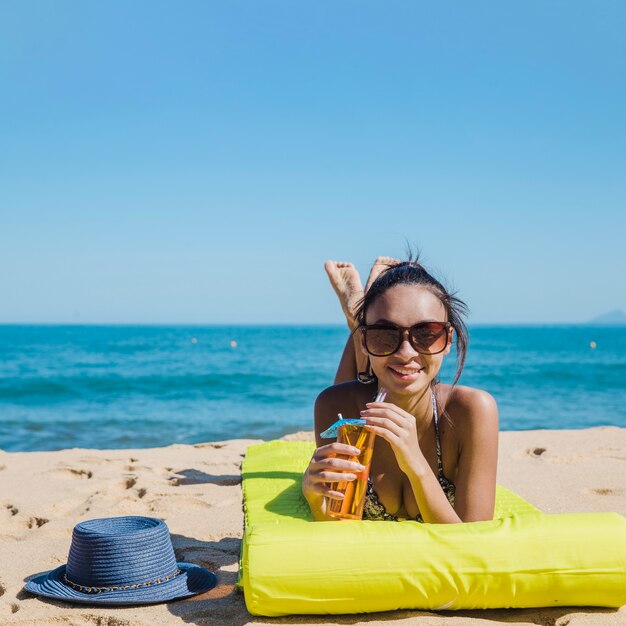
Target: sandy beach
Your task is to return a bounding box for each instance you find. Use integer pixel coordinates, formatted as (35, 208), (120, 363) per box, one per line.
(1, 427), (624, 626)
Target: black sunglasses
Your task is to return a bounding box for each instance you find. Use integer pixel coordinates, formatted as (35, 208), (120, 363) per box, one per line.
(361, 321), (451, 357)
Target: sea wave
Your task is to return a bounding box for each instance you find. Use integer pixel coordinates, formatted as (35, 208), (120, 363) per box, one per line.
(1, 324), (624, 451)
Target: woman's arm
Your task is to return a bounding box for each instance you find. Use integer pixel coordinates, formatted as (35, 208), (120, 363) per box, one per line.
(334, 335), (358, 384)
(404, 461), (462, 523)
(362, 401), (461, 523)
(361, 388), (498, 523)
(449, 389), (499, 521)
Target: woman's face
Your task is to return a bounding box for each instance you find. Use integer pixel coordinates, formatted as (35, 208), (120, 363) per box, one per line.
(360, 284), (452, 396)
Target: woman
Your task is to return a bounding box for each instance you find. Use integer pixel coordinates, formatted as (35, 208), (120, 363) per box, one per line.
(302, 256), (499, 523)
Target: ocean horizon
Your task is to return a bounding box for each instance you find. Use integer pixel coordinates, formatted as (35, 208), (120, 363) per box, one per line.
(1, 324), (625, 453)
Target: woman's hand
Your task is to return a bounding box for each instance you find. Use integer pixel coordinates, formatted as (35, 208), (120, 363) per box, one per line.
(360, 401), (425, 475)
(302, 442), (365, 516)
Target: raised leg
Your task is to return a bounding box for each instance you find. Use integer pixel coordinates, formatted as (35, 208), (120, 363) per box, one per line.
(325, 257), (400, 384)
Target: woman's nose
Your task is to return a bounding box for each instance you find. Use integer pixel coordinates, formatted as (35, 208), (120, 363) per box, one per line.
(395, 335), (419, 359)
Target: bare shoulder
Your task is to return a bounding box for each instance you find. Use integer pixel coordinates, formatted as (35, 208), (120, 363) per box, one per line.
(314, 381), (373, 445)
(440, 385), (499, 440)
(445, 384), (498, 416)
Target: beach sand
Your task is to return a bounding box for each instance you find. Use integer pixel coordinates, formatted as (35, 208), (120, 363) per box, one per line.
(0, 427), (624, 626)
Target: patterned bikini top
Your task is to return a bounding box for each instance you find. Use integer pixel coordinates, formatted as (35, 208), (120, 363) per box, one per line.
(362, 390), (456, 523)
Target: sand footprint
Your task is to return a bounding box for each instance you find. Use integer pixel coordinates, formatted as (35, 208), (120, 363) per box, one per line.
(120, 475), (147, 500)
(591, 487), (626, 496)
(45, 466), (93, 479)
(26, 516), (49, 529)
(68, 467), (93, 478)
(79, 489), (106, 515)
(5, 503), (18, 516)
(126, 462), (154, 474)
(526, 447), (547, 458)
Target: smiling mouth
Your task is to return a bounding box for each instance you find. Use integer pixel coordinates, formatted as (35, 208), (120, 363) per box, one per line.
(388, 366), (422, 378)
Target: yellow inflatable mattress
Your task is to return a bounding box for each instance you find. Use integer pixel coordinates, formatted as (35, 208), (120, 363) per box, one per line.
(238, 440), (626, 616)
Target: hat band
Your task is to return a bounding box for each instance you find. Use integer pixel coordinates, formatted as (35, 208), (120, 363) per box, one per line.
(62, 568), (183, 594)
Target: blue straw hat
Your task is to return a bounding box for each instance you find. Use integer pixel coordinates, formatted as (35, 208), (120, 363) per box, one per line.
(25, 516), (217, 605)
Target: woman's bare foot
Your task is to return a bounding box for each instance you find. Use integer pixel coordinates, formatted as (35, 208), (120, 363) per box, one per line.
(324, 260), (364, 329)
(364, 256), (401, 293)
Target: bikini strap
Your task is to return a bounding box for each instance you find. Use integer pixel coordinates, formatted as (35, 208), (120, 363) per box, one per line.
(431, 390), (445, 482)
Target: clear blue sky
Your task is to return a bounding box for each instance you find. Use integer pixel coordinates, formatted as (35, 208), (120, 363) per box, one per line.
(1, 1), (624, 324)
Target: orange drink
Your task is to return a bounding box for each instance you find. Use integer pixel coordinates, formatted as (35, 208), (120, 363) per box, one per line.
(327, 422), (376, 520)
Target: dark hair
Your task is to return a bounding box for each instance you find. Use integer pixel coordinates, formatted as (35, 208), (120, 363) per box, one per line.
(354, 255), (469, 387)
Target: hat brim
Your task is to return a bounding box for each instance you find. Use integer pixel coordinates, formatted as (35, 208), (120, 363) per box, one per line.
(24, 562), (217, 605)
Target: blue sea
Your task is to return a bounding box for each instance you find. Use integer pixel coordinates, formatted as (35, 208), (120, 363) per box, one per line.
(1, 325), (625, 452)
